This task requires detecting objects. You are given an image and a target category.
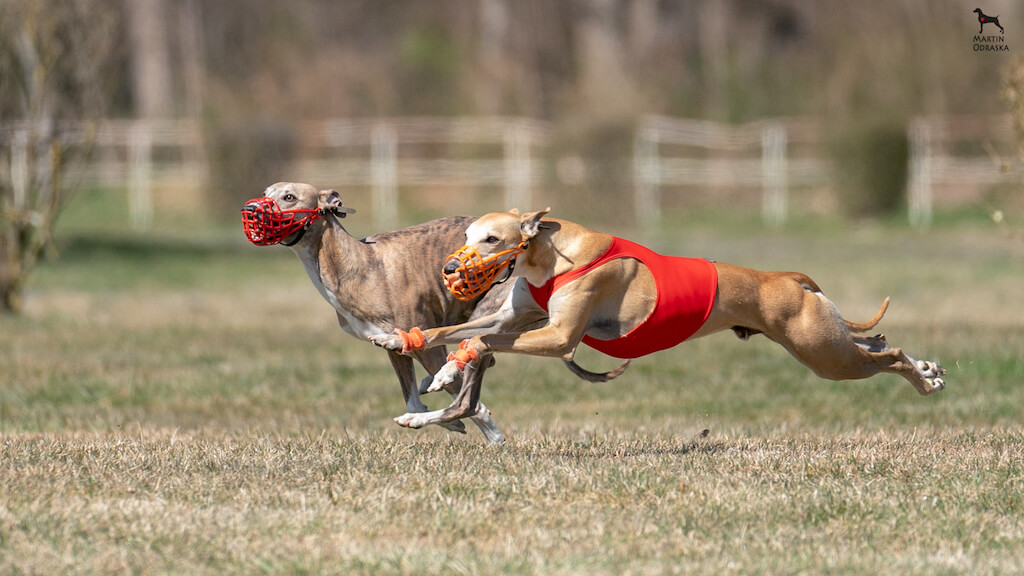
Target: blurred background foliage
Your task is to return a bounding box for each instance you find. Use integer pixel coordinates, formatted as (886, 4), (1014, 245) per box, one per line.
(0, 0), (1022, 312)
(3, 0), (1021, 214)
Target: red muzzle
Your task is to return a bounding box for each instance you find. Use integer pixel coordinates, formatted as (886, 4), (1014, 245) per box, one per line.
(241, 197), (325, 246)
(444, 241), (529, 301)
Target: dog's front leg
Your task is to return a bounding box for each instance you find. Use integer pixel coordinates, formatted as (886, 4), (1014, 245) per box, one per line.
(426, 357), (466, 392)
(411, 348), (506, 444)
(369, 311), (508, 352)
(401, 322), (586, 429)
(398, 290), (596, 428)
(424, 317), (590, 394)
(370, 282), (546, 352)
(424, 289), (598, 392)
(394, 352), (494, 432)
(387, 350), (467, 434)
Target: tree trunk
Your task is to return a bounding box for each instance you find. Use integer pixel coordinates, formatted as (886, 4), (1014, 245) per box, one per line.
(0, 233), (24, 315)
(129, 0), (173, 118)
(575, 0), (636, 120)
(698, 0), (729, 120)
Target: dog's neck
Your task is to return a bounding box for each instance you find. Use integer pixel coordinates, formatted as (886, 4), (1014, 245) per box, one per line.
(518, 218), (614, 287)
(316, 218), (379, 276)
(288, 218), (389, 335)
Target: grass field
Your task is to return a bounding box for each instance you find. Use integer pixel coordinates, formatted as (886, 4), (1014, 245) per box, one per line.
(2, 194), (1023, 574)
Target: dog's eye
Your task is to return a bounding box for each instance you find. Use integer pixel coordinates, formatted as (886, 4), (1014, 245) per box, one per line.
(486, 236), (500, 244)
(282, 193), (296, 202)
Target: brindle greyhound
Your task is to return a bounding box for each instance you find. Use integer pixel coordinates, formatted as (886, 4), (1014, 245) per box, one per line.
(243, 185), (626, 444)
(371, 208), (946, 430)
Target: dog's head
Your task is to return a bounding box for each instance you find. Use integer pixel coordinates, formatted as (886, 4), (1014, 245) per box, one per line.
(973, 8), (983, 14)
(241, 182), (355, 246)
(442, 207), (550, 300)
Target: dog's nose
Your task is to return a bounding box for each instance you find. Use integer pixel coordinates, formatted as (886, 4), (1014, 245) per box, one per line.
(443, 260), (459, 275)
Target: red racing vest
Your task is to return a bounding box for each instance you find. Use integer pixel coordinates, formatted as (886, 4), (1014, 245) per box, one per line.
(527, 237), (718, 359)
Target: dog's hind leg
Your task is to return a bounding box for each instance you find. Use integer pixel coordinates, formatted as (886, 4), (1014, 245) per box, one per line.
(852, 334), (946, 395)
(752, 276), (945, 395)
(413, 348), (505, 445)
(388, 350), (467, 435)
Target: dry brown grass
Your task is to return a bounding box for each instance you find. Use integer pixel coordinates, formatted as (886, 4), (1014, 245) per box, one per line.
(3, 427), (1023, 575)
(1, 221), (1022, 574)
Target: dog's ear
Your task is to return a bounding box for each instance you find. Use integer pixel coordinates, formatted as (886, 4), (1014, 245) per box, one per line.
(519, 207), (551, 239)
(319, 189), (356, 217)
(319, 189), (342, 208)
(508, 208), (520, 216)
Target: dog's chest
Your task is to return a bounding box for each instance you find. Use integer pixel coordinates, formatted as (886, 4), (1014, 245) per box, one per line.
(297, 251), (387, 339)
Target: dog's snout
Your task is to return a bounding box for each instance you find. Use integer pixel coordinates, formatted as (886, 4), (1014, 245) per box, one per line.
(443, 260), (460, 275)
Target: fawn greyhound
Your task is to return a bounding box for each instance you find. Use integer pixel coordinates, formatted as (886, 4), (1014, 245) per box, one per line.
(242, 184), (625, 444)
(371, 208), (946, 430)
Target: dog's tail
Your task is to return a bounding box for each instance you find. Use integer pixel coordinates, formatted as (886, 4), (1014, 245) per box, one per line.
(563, 358), (631, 382)
(845, 297), (889, 332)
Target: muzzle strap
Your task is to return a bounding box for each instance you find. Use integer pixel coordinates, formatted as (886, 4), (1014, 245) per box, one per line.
(280, 223), (311, 247)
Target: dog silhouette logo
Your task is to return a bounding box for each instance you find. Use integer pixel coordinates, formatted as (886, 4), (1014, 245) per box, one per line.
(973, 8), (1005, 34)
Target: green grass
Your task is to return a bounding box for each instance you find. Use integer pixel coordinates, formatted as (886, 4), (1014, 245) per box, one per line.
(1, 191), (1023, 574)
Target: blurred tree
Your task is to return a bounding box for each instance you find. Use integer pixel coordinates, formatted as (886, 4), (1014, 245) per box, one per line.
(574, 0), (636, 120)
(1001, 55), (1024, 225)
(1004, 55), (1024, 158)
(830, 121), (909, 218)
(0, 0), (120, 313)
(1, 0), (1012, 240)
(128, 0), (173, 118)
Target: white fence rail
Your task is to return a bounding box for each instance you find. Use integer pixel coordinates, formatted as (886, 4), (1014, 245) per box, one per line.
(0, 119), (205, 230)
(633, 116), (829, 226)
(3, 115), (1018, 231)
(295, 117), (549, 230)
(908, 114), (1022, 227)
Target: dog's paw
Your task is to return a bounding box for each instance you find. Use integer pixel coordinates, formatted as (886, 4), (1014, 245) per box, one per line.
(394, 412), (432, 429)
(369, 332), (404, 352)
(916, 360), (946, 394)
(427, 360), (461, 393)
(394, 412), (466, 434)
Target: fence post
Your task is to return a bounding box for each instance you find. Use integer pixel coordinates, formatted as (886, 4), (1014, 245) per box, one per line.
(633, 125), (660, 226)
(504, 122), (531, 210)
(908, 119), (932, 228)
(761, 122), (787, 226)
(371, 123), (398, 230)
(129, 121), (154, 230)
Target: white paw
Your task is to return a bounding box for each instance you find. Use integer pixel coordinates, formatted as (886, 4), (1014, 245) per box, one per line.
(916, 360), (947, 393)
(427, 360), (461, 393)
(369, 333), (404, 352)
(394, 412), (432, 429)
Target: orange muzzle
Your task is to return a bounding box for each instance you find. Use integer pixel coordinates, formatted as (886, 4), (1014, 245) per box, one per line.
(444, 241), (529, 301)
